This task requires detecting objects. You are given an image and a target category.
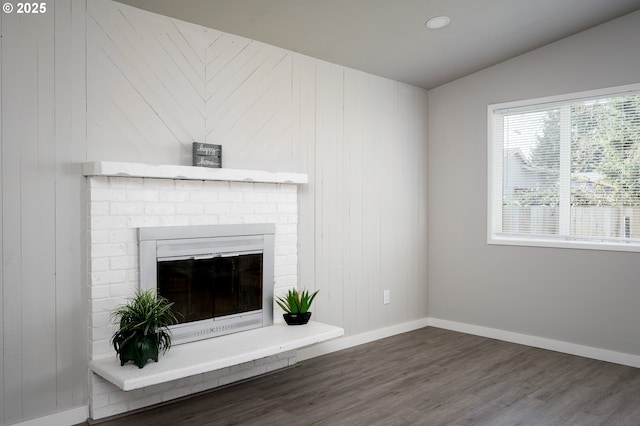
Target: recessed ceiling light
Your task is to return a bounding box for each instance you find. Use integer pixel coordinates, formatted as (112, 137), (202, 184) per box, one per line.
(425, 16), (451, 30)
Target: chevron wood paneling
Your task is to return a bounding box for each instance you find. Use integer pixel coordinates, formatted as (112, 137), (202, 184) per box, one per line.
(88, 0), (299, 171)
(88, 0), (207, 164)
(205, 35), (295, 171)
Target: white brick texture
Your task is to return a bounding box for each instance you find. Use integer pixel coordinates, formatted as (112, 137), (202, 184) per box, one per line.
(86, 176), (300, 419)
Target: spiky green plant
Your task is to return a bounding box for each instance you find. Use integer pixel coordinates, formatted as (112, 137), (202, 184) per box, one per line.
(110, 289), (178, 368)
(275, 288), (319, 314)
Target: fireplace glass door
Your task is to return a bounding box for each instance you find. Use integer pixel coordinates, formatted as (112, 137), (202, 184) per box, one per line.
(138, 224), (274, 344)
(157, 253), (263, 325)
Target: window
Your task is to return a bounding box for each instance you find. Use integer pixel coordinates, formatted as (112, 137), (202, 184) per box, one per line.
(488, 84), (640, 251)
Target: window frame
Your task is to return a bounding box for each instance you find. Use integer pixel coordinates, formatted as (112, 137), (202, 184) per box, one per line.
(487, 83), (640, 253)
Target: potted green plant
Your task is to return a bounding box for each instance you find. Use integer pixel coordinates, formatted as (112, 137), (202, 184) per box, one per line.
(110, 289), (178, 368)
(275, 288), (319, 325)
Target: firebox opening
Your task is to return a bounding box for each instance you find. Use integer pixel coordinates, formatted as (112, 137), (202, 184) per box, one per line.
(138, 224), (275, 345)
(157, 253), (263, 324)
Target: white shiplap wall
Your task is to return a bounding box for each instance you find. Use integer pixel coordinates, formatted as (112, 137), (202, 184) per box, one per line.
(0, 0), (428, 423)
(0, 1), (88, 425)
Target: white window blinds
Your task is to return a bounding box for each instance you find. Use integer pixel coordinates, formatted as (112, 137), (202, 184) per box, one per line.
(488, 84), (640, 251)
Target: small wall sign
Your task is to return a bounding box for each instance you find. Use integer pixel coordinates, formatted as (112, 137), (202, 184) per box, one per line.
(192, 142), (221, 168)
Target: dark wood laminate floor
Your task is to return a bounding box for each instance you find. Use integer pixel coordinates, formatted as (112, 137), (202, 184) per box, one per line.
(87, 327), (640, 425)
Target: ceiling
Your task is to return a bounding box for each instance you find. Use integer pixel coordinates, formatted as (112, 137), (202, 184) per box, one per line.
(115, 0), (640, 90)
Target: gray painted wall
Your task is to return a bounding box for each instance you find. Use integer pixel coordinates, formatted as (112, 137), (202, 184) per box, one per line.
(428, 11), (640, 356)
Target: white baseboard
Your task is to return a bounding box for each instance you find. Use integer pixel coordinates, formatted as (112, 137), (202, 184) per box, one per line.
(427, 317), (640, 369)
(298, 316), (640, 369)
(297, 318), (430, 361)
(13, 406), (89, 426)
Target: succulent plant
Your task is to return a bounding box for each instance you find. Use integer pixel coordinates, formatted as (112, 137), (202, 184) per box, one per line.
(275, 288), (319, 314)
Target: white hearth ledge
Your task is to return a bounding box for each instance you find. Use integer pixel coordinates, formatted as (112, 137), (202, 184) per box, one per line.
(83, 161), (308, 184)
(90, 321), (343, 391)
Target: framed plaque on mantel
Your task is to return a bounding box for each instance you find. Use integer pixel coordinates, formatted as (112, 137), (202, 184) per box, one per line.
(192, 142), (222, 168)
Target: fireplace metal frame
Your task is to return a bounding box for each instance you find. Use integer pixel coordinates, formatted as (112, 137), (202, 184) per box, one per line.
(138, 224), (275, 344)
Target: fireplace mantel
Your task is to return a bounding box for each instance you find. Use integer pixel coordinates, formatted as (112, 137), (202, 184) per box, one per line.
(83, 161), (308, 184)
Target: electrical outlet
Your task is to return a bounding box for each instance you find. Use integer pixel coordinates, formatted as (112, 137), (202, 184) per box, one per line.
(383, 289), (390, 304)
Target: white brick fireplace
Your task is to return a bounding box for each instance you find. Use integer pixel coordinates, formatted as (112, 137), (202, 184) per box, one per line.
(83, 161), (343, 420)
